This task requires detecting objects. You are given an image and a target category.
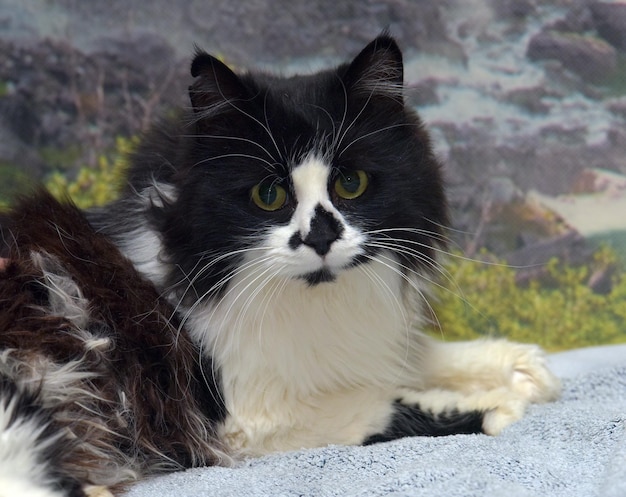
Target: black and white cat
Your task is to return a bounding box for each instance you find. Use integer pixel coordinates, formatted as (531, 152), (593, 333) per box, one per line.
(0, 35), (560, 496)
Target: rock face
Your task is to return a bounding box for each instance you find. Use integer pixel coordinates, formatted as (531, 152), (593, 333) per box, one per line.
(0, 0), (462, 192)
(527, 31), (617, 83)
(0, 35), (186, 183)
(590, 1), (626, 50)
(1, 0), (626, 270)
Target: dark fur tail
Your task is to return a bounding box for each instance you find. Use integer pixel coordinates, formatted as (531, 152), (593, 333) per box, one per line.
(0, 191), (227, 495)
(0, 375), (85, 497)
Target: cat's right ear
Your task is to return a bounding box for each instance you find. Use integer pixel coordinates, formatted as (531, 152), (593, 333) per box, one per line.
(188, 50), (247, 112)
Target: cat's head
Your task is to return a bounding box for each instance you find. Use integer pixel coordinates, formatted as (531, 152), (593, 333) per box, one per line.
(155, 35), (447, 298)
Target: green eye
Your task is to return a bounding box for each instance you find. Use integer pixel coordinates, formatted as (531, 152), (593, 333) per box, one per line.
(334, 170), (368, 199)
(251, 181), (288, 211)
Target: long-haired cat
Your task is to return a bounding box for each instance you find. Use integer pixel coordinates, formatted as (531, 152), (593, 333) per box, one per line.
(0, 35), (560, 497)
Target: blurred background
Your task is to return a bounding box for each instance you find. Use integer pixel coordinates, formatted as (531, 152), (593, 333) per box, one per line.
(1, 0), (625, 350)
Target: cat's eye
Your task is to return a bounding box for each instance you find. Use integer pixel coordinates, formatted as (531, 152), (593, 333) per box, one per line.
(251, 181), (288, 211)
(334, 170), (368, 200)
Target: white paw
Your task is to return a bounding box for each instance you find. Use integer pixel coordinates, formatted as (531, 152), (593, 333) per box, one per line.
(84, 485), (114, 497)
(481, 394), (527, 435)
(507, 344), (561, 403)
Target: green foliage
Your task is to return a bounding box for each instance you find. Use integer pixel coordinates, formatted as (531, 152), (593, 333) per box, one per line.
(601, 53), (626, 96)
(0, 80), (9, 98)
(429, 247), (626, 351)
(0, 162), (31, 208)
(39, 144), (82, 171)
(46, 136), (137, 208)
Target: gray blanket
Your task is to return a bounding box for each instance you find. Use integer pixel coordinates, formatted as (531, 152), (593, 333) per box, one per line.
(126, 346), (626, 497)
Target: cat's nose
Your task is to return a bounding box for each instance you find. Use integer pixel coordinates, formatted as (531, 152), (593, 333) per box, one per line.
(301, 206), (344, 256)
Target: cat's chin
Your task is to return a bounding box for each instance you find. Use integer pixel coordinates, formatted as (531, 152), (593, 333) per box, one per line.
(301, 269), (336, 286)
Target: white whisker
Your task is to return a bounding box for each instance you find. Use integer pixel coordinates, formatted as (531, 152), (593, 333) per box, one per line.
(190, 152), (280, 173)
(180, 134), (279, 164)
(338, 122), (419, 158)
(362, 253), (443, 337)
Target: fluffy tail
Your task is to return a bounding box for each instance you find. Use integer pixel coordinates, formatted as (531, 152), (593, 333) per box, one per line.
(0, 376), (85, 497)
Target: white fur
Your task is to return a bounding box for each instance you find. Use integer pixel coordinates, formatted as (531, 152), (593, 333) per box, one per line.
(29, 252), (90, 327)
(117, 225), (169, 286)
(188, 256), (414, 453)
(114, 181), (177, 287)
(0, 394), (64, 497)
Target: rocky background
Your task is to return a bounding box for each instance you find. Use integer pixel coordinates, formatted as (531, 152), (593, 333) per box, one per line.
(1, 0), (626, 279)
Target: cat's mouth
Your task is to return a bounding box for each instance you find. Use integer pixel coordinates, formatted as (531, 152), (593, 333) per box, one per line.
(299, 252), (370, 286)
(302, 268), (336, 286)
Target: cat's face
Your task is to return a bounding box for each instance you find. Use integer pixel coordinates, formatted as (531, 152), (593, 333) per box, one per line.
(158, 35), (447, 298)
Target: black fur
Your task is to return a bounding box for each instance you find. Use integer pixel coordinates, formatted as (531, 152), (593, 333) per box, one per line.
(364, 401), (485, 445)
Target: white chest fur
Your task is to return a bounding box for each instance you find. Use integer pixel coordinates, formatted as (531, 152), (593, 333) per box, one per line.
(185, 257), (426, 453)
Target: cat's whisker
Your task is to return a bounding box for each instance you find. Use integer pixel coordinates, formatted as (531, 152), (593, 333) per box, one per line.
(230, 264), (282, 341)
(262, 89), (287, 161)
(183, 256), (280, 339)
(363, 253), (444, 337)
(189, 152), (281, 174)
(334, 90), (375, 157)
(256, 275), (290, 348)
(366, 245), (446, 293)
(338, 122), (420, 158)
(176, 257), (278, 391)
(206, 261), (283, 371)
(355, 262), (413, 386)
(242, 274), (286, 360)
(179, 134), (279, 164)
(366, 240), (458, 288)
(167, 247), (269, 321)
(245, 265), (288, 343)
(357, 262), (409, 330)
(365, 227), (531, 269)
(329, 74), (349, 153)
(176, 254), (276, 332)
(367, 227), (546, 270)
(226, 96), (284, 161)
(367, 246), (474, 315)
(304, 103), (337, 150)
(363, 226), (455, 247)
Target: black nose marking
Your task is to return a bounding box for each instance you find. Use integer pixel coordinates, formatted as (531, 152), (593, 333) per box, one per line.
(301, 205), (344, 256)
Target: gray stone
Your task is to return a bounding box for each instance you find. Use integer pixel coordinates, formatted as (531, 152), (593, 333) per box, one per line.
(590, 1), (626, 51)
(527, 30), (617, 83)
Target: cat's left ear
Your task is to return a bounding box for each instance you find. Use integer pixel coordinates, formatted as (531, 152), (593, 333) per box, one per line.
(342, 34), (404, 103)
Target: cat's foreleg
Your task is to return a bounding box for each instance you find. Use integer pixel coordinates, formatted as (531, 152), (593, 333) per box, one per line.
(407, 337), (560, 434)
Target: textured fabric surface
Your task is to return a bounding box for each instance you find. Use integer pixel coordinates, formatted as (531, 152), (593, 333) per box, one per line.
(127, 345), (626, 497)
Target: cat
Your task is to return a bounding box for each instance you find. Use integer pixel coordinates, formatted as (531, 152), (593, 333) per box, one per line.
(0, 34), (560, 497)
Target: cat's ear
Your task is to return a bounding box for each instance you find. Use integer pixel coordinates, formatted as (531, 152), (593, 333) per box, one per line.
(188, 50), (248, 112)
(342, 35), (404, 103)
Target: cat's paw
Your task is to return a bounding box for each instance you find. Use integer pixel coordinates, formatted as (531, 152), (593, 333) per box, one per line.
(481, 393), (528, 435)
(505, 343), (561, 404)
(84, 486), (114, 497)
(479, 343), (560, 435)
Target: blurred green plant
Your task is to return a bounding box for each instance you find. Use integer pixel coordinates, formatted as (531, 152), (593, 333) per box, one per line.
(429, 247), (626, 351)
(0, 162), (32, 208)
(39, 144), (83, 171)
(46, 136), (137, 208)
